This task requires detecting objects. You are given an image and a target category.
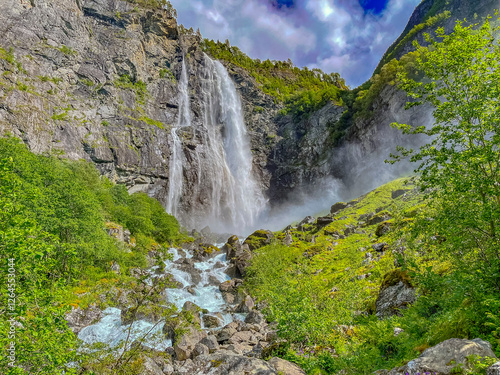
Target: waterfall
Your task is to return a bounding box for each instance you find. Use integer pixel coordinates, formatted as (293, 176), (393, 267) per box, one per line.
(167, 56), (267, 234)
(197, 54), (267, 233)
(166, 59), (191, 217)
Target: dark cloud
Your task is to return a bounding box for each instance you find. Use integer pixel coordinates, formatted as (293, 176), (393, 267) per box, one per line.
(170, 0), (420, 87)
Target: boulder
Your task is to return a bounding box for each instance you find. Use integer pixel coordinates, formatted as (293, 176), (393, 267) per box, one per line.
(217, 325), (238, 343)
(236, 295), (255, 313)
(283, 232), (293, 246)
(269, 357), (307, 375)
(387, 338), (497, 374)
(173, 326), (207, 360)
(222, 235), (242, 260)
(330, 202), (348, 215)
(488, 362), (500, 375)
(139, 356), (164, 375)
(392, 189), (411, 199)
(375, 222), (393, 237)
(372, 242), (388, 252)
(65, 305), (102, 334)
(367, 213), (392, 226)
(376, 270), (415, 318)
(243, 230), (275, 251)
(192, 342), (210, 358)
(191, 352), (278, 374)
(245, 310), (265, 324)
(200, 335), (220, 353)
(202, 314), (221, 328)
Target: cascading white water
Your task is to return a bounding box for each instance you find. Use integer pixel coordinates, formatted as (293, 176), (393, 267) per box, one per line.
(166, 59), (191, 217)
(166, 56), (267, 233)
(196, 55), (267, 233)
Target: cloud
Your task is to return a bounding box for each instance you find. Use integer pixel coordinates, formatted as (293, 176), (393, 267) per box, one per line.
(170, 0), (421, 87)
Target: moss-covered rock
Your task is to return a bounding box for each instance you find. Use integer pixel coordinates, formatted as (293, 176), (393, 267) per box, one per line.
(243, 230), (275, 251)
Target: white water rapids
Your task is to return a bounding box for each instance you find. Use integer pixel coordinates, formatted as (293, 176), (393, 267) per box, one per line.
(78, 246), (242, 352)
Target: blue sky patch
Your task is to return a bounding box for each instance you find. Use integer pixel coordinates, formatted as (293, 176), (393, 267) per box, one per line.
(359, 0), (389, 15)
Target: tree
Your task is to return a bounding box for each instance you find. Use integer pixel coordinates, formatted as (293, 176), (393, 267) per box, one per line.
(389, 18), (500, 284)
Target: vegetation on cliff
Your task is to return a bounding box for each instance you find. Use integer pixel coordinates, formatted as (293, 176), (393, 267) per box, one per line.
(0, 137), (184, 374)
(243, 18), (500, 374)
(201, 39), (348, 119)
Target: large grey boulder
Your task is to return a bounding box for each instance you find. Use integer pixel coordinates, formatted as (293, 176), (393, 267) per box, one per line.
(172, 326), (207, 361)
(65, 305), (102, 334)
(376, 270), (415, 318)
(387, 338), (497, 374)
(269, 357), (307, 375)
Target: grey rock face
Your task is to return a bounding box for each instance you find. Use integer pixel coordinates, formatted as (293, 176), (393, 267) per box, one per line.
(65, 305), (102, 334)
(376, 281), (415, 318)
(487, 362), (500, 375)
(387, 338), (497, 375)
(269, 357), (307, 375)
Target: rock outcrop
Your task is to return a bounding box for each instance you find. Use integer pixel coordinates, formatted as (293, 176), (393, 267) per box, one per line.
(384, 338), (497, 375)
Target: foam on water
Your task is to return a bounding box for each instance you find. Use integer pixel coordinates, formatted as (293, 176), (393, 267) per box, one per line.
(78, 246), (240, 351)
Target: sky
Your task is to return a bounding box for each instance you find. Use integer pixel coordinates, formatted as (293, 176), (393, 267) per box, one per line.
(169, 0), (421, 87)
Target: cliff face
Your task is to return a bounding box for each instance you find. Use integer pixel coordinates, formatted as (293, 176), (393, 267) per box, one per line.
(0, 0), (281, 230)
(267, 0), (499, 202)
(1, 0), (498, 229)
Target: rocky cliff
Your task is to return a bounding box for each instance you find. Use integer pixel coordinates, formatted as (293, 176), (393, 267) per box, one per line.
(0, 0), (498, 231)
(0, 0), (281, 231)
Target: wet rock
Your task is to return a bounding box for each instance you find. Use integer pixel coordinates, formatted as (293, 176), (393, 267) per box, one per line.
(330, 202), (348, 215)
(245, 310), (265, 324)
(202, 314), (221, 328)
(236, 295), (255, 313)
(269, 357), (307, 375)
(65, 304), (102, 334)
(387, 338), (497, 374)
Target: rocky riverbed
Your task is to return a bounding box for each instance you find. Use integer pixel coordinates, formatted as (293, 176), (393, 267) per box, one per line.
(66, 235), (305, 375)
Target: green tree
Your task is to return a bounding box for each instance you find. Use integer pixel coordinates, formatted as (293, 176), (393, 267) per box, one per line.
(390, 18), (500, 284)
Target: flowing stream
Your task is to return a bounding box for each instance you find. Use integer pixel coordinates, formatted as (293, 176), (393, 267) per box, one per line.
(78, 246), (241, 352)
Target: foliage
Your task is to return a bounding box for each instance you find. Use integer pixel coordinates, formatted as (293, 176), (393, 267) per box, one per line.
(376, 11), (451, 73)
(389, 19), (500, 279)
(0, 137), (183, 373)
(201, 39), (347, 118)
(114, 74), (148, 105)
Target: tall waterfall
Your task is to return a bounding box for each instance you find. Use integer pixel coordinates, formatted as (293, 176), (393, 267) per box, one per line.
(166, 60), (191, 217)
(198, 55), (267, 233)
(166, 56), (267, 234)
